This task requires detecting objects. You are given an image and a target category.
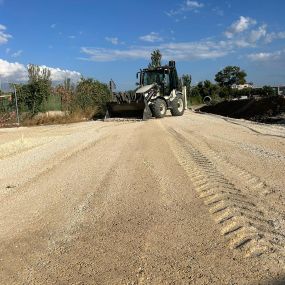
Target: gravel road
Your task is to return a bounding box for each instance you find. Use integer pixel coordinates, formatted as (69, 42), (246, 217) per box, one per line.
(0, 111), (285, 284)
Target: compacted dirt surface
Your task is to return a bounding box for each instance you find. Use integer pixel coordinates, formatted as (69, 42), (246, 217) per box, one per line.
(0, 111), (285, 285)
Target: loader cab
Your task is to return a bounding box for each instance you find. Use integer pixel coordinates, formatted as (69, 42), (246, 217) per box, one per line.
(138, 61), (179, 96)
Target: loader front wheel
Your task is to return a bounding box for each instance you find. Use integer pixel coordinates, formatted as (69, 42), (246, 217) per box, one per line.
(152, 99), (167, 118)
(171, 94), (185, 116)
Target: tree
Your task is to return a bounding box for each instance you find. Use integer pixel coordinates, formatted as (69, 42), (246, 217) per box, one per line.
(28, 64), (51, 84)
(215, 66), (247, 87)
(55, 78), (75, 111)
(181, 74), (192, 97)
(74, 78), (112, 117)
(189, 80), (221, 105)
(149, 49), (162, 68)
(195, 80), (219, 98)
(261, 86), (275, 97)
(17, 64), (52, 114)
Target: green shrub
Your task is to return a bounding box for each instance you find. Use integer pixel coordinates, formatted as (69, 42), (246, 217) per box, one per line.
(189, 96), (203, 106)
(73, 78), (112, 118)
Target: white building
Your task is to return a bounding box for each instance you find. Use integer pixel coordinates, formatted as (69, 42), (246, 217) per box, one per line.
(231, 83), (253, 90)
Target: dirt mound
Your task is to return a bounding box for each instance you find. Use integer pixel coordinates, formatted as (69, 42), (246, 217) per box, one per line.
(199, 96), (285, 124)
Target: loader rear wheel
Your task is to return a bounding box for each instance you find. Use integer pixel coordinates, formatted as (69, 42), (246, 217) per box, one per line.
(152, 99), (167, 118)
(171, 94), (185, 116)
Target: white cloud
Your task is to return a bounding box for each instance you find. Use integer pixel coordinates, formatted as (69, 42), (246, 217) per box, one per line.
(80, 40), (230, 62)
(11, 50), (23, 58)
(186, 0), (204, 8)
(0, 59), (81, 82)
(225, 16), (256, 38)
(265, 31), (285, 43)
(0, 24), (12, 45)
(247, 50), (284, 61)
(224, 18), (284, 47)
(139, 32), (163, 43)
(248, 25), (267, 43)
(232, 39), (252, 48)
(166, 0), (204, 17)
(162, 41), (229, 60)
(50, 24), (56, 29)
(223, 15), (285, 49)
(80, 47), (151, 62)
(68, 35), (76, 39)
(5, 47), (10, 54)
(0, 59), (27, 81)
(105, 37), (120, 45)
(80, 16), (285, 64)
(39, 65), (81, 82)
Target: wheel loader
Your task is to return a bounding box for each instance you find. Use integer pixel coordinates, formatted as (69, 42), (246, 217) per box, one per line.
(105, 61), (187, 120)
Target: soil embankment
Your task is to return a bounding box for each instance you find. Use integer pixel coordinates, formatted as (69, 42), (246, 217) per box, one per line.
(199, 96), (285, 124)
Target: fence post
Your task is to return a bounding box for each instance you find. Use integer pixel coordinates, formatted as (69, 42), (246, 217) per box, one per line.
(12, 84), (20, 126)
(182, 86), (188, 110)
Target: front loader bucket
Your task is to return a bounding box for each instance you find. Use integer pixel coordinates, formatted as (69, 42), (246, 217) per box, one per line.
(105, 101), (152, 120)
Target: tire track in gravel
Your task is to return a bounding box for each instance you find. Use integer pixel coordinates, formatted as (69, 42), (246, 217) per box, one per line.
(178, 126), (285, 217)
(181, 129), (278, 197)
(165, 125), (285, 261)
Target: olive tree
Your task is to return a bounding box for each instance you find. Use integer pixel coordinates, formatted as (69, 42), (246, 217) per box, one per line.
(215, 66), (247, 87)
(149, 49), (162, 68)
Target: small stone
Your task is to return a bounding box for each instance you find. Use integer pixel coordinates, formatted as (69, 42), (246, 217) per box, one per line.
(6, 185), (16, 189)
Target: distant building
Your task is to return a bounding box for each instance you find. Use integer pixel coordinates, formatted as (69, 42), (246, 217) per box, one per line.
(0, 94), (12, 111)
(231, 83), (253, 90)
(0, 94), (12, 100)
(272, 86), (285, 96)
(232, 95), (248, 101)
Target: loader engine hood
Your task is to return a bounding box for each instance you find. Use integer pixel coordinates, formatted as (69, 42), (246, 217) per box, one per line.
(136, 84), (156, 94)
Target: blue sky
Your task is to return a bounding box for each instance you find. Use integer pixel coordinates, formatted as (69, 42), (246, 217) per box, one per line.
(0, 0), (285, 89)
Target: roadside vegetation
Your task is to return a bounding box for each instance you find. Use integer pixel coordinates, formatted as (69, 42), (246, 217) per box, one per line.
(182, 66), (277, 106)
(0, 49), (280, 127)
(1, 64), (112, 126)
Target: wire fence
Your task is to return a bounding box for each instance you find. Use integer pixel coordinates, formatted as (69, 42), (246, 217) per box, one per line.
(0, 87), (64, 127)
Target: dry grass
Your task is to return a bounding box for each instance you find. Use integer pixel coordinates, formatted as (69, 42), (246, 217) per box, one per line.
(21, 108), (98, 126)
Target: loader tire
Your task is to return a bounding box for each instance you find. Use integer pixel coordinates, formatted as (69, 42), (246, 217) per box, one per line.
(152, 99), (167, 118)
(171, 94), (185, 116)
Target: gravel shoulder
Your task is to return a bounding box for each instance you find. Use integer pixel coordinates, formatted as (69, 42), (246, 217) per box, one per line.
(0, 111), (284, 284)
